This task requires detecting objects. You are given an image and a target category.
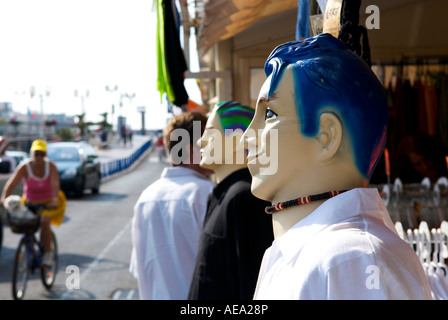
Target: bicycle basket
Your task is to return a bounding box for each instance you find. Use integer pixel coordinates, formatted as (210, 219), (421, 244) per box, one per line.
(6, 209), (40, 234)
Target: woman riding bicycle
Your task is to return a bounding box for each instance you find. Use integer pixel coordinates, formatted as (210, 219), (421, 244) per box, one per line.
(1, 139), (66, 267)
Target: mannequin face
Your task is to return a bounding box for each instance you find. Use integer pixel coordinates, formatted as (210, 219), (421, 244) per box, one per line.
(198, 107), (247, 171)
(244, 67), (321, 202)
(262, 35), (388, 180)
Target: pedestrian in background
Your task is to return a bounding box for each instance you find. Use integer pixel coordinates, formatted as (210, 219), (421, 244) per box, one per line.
(156, 133), (166, 162)
(120, 124), (127, 147)
(127, 125), (133, 147)
(129, 111), (215, 300)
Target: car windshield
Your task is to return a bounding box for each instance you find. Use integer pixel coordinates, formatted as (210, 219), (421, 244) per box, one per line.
(47, 146), (80, 162)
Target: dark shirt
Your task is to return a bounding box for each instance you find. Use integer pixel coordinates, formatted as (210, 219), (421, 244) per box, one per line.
(188, 168), (273, 300)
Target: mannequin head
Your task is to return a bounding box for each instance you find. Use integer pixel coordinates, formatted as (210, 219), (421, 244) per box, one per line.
(243, 34), (388, 205)
(198, 101), (255, 183)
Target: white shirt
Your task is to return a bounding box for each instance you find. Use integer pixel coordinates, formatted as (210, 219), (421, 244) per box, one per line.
(129, 166), (215, 300)
(254, 188), (432, 300)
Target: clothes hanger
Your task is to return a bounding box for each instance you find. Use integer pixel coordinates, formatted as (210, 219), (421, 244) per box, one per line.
(407, 228), (417, 255)
(431, 228), (440, 273)
(381, 183), (390, 208)
(434, 177), (448, 207)
(414, 228), (425, 266)
(421, 177), (431, 192)
(440, 221), (448, 277)
(436, 229), (448, 277)
(419, 221), (432, 268)
(392, 178), (403, 207)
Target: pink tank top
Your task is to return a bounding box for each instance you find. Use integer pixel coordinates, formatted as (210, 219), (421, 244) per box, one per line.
(23, 159), (53, 202)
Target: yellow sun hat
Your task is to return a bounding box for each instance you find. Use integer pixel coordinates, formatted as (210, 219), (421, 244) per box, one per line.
(30, 139), (47, 153)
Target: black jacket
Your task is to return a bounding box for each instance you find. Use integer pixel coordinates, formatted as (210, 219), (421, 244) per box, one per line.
(188, 168), (274, 300)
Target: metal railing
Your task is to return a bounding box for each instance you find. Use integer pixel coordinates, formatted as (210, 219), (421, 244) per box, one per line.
(100, 139), (152, 179)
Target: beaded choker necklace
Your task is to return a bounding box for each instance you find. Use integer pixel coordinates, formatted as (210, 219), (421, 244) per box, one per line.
(265, 190), (348, 214)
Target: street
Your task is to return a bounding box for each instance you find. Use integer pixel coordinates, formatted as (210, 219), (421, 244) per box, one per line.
(0, 148), (169, 300)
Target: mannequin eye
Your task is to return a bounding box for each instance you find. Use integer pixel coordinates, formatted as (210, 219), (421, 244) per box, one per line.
(265, 107), (278, 120)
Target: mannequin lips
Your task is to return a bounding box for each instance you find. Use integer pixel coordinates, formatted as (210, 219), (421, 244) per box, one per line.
(199, 148), (210, 163)
(245, 136), (260, 164)
(246, 151), (260, 164)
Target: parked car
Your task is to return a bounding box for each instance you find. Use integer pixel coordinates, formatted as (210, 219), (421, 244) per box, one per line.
(46, 142), (101, 197)
(6, 150), (30, 167)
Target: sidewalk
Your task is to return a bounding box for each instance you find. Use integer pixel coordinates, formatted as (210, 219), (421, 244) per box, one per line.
(95, 134), (152, 162)
(95, 133), (154, 181)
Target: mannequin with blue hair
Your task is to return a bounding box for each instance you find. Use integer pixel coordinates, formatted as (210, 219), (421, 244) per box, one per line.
(188, 101), (273, 300)
(243, 34), (431, 299)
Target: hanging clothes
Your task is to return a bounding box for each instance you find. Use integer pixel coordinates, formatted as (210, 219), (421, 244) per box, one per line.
(378, 62), (448, 184)
(423, 74), (439, 137)
(437, 73), (448, 150)
(389, 74), (404, 157)
(402, 78), (419, 135)
(156, 0), (189, 108)
(385, 79), (396, 166)
(415, 76), (429, 134)
(156, 0), (173, 104)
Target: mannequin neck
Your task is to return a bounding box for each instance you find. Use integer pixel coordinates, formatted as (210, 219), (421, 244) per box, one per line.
(271, 200), (324, 238)
(270, 163), (368, 239)
(213, 162), (247, 184)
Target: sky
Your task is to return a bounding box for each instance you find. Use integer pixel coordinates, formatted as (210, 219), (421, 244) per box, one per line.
(0, 0), (201, 131)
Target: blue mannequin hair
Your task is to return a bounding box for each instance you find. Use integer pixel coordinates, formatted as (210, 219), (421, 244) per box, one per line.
(264, 33), (388, 179)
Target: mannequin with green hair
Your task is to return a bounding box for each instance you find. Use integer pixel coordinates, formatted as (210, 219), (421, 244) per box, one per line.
(188, 101), (274, 300)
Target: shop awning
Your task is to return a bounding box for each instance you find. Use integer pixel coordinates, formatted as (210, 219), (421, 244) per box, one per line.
(197, 0), (298, 55)
(195, 0), (448, 61)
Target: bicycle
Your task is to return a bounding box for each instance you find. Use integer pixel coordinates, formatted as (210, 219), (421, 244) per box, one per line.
(6, 203), (58, 300)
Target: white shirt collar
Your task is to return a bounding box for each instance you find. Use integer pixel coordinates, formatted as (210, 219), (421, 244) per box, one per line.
(161, 166), (209, 181)
(275, 188), (396, 263)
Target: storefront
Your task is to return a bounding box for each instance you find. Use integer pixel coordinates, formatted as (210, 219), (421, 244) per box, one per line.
(179, 0), (447, 178)
(174, 0), (448, 299)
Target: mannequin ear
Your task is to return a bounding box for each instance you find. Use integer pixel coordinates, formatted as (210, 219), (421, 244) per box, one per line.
(316, 112), (342, 161)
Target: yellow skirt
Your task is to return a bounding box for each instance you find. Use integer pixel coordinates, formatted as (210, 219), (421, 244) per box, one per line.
(22, 190), (67, 226)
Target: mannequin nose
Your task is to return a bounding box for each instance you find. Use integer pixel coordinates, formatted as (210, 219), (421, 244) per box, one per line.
(241, 128), (258, 150)
(197, 131), (209, 149)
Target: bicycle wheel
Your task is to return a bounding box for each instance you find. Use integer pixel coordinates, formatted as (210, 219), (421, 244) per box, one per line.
(41, 231), (58, 289)
(12, 236), (31, 300)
